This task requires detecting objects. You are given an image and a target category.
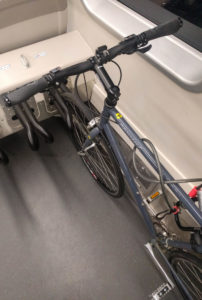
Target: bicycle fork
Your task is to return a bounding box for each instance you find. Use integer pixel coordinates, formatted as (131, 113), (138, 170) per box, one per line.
(78, 126), (100, 155)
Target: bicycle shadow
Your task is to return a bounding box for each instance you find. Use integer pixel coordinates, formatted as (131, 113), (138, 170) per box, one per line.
(0, 164), (38, 236)
(35, 118), (88, 210)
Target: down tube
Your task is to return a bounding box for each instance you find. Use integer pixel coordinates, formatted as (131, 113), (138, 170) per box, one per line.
(110, 108), (202, 227)
(103, 122), (156, 237)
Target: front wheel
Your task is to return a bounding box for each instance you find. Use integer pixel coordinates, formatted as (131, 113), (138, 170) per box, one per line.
(169, 251), (202, 300)
(71, 103), (124, 198)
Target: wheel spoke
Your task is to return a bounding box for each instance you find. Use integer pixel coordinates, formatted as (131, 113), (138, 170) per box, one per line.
(175, 259), (202, 299)
(94, 146), (118, 188)
(86, 151), (116, 190)
(73, 114), (117, 190)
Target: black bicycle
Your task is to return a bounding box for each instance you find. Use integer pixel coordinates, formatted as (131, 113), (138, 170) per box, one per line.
(2, 18), (202, 299)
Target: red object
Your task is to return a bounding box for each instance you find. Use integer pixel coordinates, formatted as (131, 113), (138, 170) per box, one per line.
(188, 186), (198, 198)
(172, 205), (180, 215)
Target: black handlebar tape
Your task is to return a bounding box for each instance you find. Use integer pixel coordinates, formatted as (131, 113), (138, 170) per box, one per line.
(143, 17), (183, 41)
(3, 77), (49, 107)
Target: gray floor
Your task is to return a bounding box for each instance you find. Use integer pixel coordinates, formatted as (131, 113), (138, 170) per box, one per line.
(0, 118), (181, 300)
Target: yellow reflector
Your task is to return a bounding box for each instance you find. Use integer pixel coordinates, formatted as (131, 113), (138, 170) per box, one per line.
(150, 191), (160, 199)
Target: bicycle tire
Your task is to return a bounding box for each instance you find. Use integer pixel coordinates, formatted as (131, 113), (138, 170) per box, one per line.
(169, 251), (202, 300)
(63, 92), (124, 198)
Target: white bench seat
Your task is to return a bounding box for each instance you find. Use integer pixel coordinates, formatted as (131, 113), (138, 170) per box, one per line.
(0, 31), (93, 138)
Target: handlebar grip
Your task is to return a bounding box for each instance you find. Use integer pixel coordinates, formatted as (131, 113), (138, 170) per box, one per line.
(108, 43), (126, 61)
(143, 17), (183, 41)
(54, 60), (93, 81)
(3, 77), (49, 106)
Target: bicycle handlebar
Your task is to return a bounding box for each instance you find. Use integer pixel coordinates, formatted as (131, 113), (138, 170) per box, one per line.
(143, 17), (182, 41)
(3, 60), (94, 107)
(3, 77), (49, 107)
(2, 18), (182, 107)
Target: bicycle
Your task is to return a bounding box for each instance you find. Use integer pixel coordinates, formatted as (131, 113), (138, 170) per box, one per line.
(2, 18), (202, 299)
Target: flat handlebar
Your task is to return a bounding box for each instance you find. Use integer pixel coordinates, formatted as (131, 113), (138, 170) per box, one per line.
(3, 60), (94, 107)
(143, 17), (182, 41)
(2, 18), (182, 107)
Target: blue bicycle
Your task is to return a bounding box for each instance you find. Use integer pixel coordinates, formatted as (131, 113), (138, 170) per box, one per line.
(3, 18), (202, 299)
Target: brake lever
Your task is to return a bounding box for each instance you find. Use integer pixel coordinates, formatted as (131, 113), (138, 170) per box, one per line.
(123, 43), (152, 55)
(137, 44), (152, 54)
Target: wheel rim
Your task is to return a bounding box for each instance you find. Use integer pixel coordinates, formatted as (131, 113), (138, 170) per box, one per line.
(72, 110), (120, 194)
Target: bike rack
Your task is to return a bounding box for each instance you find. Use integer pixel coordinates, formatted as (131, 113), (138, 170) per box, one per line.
(14, 104), (39, 151)
(48, 87), (71, 129)
(21, 102), (54, 144)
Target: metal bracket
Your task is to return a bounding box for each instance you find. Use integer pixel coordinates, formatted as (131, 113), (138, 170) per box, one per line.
(145, 242), (175, 299)
(78, 142), (96, 156)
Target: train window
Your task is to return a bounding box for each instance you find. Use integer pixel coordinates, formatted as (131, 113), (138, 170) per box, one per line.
(117, 0), (202, 52)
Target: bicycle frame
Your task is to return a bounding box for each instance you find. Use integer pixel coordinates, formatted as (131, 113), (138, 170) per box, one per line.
(65, 61), (202, 298)
(86, 102), (202, 252)
(81, 98), (202, 299)
(76, 60), (202, 257)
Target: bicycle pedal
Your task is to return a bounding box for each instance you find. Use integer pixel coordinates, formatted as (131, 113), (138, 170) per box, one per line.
(150, 282), (173, 300)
